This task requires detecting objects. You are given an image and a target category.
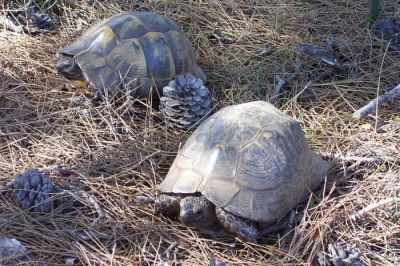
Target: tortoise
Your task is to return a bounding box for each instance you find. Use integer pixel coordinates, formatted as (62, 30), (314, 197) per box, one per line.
(55, 12), (206, 99)
(155, 101), (329, 243)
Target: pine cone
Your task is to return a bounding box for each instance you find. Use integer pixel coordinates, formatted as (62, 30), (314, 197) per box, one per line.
(160, 74), (212, 128)
(12, 168), (60, 213)
(317, 243), (363, 266)
(5, 0), (54, 33)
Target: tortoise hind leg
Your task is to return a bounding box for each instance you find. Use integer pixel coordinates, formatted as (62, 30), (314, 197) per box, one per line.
(190, 64), (207, 83)
(259, 209), (296, 236)
(215, 207), (258, 243)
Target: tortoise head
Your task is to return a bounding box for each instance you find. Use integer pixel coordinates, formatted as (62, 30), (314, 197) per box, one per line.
(179, 195), (216, 227)
(55, 52), (84, 80)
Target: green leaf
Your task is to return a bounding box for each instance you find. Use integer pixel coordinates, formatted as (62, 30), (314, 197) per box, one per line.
(369, 0), (381, 23)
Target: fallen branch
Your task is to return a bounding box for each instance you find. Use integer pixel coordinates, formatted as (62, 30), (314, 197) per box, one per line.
(348, 197), (397, 221)
(320, 152), (395, 164)
(353, 84), (400, 119)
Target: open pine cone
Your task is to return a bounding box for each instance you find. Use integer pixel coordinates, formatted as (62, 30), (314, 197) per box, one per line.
(160, 74), (212, 128)
(317, 243), (363, 266)
(12, 168), (60, 213)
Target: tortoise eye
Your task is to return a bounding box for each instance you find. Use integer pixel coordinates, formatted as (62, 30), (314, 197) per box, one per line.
(194, 209), (203, 216)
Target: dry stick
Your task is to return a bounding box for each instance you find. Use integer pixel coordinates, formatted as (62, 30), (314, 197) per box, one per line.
(348, 197), (397, 221)
(62, 184), (112, 226)
(270, 63), (302, 102)
(353, 84), (400, 119)
(162, 241), (179, 260)
(320, 152), (396, 164)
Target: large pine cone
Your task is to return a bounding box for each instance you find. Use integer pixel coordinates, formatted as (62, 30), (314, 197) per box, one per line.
(160, 74), (212, 128)
(12, 168), (60, 213)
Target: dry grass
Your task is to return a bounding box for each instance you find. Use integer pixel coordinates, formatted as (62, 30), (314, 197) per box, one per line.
(1, 0), (399, 265)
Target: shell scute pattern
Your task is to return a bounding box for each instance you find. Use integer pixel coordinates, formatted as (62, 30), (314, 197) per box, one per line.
(88, 26), (118, 58)
(131, 12), (178, 32)
(194, 144), (238, 183)
(139, 32), (176, 79)
(236, 142), (285, 190)
(57, 12), (204, 98)
(202, 179), (240, 207)
(255, 128), (299, 181)
(158, 101), (329, 223)
(180, 132), (209, 161)
(106, 15), (147, 40)
(163, 30), (193, 74)
(171, 169), (202, 193)
(105, 39), (147, 78)
(85, 65), (120, 91)
(224, 188), (253, 220)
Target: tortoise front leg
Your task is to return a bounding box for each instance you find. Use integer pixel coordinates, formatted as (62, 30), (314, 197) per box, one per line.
(154, 194), (182, 218)
(215, 207), (258, 243)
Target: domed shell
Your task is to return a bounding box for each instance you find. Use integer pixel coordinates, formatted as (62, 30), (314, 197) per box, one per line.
(57, 12), (206, 98)
(158, 101), (329, 223)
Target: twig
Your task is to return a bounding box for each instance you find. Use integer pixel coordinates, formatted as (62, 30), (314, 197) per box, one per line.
(320, 152), (397, 164)
(162, 241), (179, 260)
(352, 84), (400, 119)
(62, 184), (112, 226)
(270, 63), (302, 102)
(348, 197), (397, 221)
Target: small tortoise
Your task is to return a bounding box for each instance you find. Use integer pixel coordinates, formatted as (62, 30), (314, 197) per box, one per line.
(55, 12), (206, 99)
(156, 101), (329, 243)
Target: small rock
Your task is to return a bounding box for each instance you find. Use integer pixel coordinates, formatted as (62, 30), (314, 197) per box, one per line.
(374, 16), (400, 52)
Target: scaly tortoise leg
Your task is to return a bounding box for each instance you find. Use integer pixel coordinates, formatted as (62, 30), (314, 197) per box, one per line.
(215, 207), (258, 244)
(154, 194), (182, 218)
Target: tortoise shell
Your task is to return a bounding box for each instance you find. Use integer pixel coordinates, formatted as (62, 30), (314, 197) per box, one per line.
(56, 12), (206, 98)
(158, 101), (329, 223)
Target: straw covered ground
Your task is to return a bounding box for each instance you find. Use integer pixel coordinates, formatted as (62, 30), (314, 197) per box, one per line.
(0, 0), (399, 265)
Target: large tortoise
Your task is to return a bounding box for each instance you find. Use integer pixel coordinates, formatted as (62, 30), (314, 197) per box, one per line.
(55, 12), (206, 99)
(156, 101), (329, 243)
